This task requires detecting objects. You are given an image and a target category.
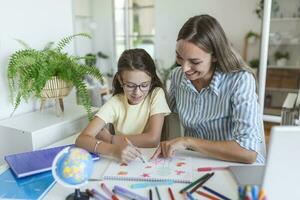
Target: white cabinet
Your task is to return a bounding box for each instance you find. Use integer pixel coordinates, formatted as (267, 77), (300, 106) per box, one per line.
(0, 105), (98, 165)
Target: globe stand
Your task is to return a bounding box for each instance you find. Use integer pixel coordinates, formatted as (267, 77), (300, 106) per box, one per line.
(66, 188), (89, 200)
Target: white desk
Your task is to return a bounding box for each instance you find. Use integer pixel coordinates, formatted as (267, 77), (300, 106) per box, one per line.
(47, 134), (240, 200)
(0, 134), (240, 200)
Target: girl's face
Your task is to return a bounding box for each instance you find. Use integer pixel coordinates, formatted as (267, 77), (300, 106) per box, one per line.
(118, 69), (152, 105)
(176, 39), (215, 82)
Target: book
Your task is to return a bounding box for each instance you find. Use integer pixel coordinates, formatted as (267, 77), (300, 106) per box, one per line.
(5, 144), (100, 178)
(0, 168), (55, 200)
(103, 155), (193, 183)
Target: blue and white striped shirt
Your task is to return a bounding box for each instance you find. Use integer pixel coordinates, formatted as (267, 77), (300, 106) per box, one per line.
(169, 67), (265, 163)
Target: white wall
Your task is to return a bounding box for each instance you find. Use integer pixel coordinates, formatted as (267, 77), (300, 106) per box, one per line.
(0, 0), (75, 120)
(154, 0), (262, 68)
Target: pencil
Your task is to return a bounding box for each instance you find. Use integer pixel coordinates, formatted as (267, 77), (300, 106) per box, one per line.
(149, 189), (153, 200)
(124, 137), (147, 163)
(196, 191), (219, 200)
(179, 173), (211, 193)
(190, 172), (214, 193)
(168, 187), (175, 200)
(155, 186), (161, 200)
(202, 186), (230, 200)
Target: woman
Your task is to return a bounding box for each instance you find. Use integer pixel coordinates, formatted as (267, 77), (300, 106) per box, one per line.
(152, 14), (265, 164)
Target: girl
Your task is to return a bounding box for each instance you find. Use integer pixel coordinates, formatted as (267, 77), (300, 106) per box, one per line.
(76, 48), (171, 163)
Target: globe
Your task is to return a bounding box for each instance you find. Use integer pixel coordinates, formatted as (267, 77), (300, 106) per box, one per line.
(52, 146), (94, 200)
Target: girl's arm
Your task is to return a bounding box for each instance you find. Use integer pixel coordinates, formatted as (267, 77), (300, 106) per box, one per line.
(75, 117), (141, 162)
(153, 137), (257, 164)
(112, 113), (165, 148)
(75, 117), (115, 156)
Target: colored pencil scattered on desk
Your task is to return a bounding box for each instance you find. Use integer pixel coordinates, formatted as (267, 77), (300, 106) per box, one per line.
(149, 189), (153, 200)
(155, 186), (161, 200)
(100, 183), (119, 200)
(190, 172), (214, 193)
(196, 191), (220, 200)
(113, 185), (148, 200)
(186, 192), (195, 200)
(91, 188), (110, 200)
(202, 186), (230, 200)
(197, 166), (228, 172)
(168, 187), (175, 200)
(179, 173), (211, 193)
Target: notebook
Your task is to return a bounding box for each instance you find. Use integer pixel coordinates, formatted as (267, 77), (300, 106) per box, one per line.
(5, 144), (100, 178)
(103, 156), (193, 183)
(0, 168), (55, 200)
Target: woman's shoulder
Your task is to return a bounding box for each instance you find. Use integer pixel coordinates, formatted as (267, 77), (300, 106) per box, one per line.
(170, 67), (184, 83)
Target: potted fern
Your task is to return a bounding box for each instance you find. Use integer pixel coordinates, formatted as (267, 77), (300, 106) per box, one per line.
(7, 33), (103, 120)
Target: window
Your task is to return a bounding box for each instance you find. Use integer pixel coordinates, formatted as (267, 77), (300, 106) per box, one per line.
(114, 0), (155, 59)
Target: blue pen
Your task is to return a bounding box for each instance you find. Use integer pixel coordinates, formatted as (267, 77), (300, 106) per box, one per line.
(202, 186), (231, 200)
(113, 185), (148, 200)
(130, 180), (174, 189)
(186, 192), (195, 200)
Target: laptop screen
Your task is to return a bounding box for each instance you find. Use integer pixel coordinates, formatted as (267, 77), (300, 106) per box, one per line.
(262, 126), (300, 200)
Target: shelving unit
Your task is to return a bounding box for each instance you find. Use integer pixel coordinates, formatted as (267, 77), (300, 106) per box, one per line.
(264, 0), (300, 116)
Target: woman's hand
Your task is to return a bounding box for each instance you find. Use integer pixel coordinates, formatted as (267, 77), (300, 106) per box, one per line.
(151, 137), (188, 159)
(112, 144), (142, 164)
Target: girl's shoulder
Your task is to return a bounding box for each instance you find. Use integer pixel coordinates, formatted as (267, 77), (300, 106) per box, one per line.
(150, 87), (165, 98)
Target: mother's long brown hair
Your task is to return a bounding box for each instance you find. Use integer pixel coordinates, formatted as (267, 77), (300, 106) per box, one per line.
(177, 14), (254, 75)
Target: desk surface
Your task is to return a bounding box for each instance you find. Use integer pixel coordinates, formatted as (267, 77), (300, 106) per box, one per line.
(1, 134), (241, 200)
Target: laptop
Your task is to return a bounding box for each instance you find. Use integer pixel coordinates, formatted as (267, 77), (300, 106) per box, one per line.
(230, 126), (300, 200)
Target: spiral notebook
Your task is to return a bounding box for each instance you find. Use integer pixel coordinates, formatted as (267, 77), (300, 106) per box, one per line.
(103, 156), (193, 183)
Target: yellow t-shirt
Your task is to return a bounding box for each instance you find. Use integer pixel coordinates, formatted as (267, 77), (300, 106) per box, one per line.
(95, 87), (171, 135)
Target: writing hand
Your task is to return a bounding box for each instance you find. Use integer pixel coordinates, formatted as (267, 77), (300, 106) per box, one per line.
(151, 138), (188, 159)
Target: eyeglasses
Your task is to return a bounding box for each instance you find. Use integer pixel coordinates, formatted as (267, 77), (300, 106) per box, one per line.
(122, 81), (152, 92)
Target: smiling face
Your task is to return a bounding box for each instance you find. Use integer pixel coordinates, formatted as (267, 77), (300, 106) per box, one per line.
(176, 39), (215, 83)
(118, 69), (152, 105)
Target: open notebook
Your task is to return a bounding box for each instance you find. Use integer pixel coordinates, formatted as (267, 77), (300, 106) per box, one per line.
(103, 156), (193, 183)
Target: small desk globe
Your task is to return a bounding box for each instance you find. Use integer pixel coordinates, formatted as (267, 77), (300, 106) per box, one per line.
(52, 146), (94, 200)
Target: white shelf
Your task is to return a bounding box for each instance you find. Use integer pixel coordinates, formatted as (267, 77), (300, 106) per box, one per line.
(271, 17), (300, 22)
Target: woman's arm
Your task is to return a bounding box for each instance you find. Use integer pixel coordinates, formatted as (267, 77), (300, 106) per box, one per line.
(152, 137), (257, 164)
(111, 113), (165, 148)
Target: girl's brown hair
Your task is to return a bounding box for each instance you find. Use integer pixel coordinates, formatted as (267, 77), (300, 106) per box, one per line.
(112, 48), (163, 95)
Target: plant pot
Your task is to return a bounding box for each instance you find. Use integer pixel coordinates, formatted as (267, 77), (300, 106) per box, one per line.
(41, 76), (73, 98)
(40, 76), (73, 116)
(276, 58), (288, 67)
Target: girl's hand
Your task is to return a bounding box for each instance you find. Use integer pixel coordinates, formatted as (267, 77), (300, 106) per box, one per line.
(113, 144), (141, 164)
(151, 137), (188, 159)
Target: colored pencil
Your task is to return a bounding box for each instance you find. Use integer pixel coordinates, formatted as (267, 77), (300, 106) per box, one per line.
(197, 167), (228, 172)
(100, 183), (119, 200)
(179, 173), (211, 193)
(168, 187), (175, 200)
(186, 192), (195, 200)
(124, 137), (147, 163)
(149, 189), (153, 200)
(155, 186), (161, 200)
(196, 191), (220, 200)
(202, 186), (230, 200)
(190, 172), (215, 193)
